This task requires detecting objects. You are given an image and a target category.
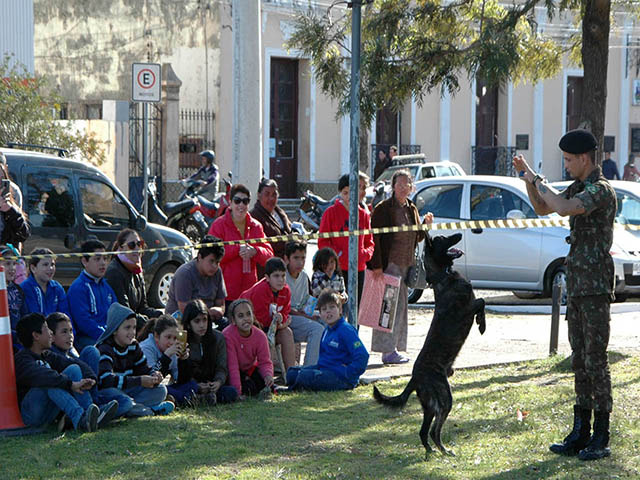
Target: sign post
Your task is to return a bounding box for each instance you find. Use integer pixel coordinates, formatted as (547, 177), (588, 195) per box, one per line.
(132, 63), (161, 218)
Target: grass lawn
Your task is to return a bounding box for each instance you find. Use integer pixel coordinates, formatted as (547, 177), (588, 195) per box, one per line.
(1, 353), (639, 480)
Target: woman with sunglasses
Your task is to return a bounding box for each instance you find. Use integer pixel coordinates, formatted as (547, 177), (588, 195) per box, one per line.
(104, 229), (162, 330)
(208, 184), (274, 306)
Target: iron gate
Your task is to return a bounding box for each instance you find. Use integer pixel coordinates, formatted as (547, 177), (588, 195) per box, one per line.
(129, 102), (163, 210)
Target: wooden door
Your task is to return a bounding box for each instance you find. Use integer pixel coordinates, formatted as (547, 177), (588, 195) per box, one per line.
(269, 59), (298, 198)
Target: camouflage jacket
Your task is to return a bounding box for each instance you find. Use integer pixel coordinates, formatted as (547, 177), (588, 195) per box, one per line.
(563, 166), (617, 297)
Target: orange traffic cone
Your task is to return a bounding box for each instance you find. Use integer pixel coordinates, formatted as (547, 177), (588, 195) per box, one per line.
(0, 265), (30, 434)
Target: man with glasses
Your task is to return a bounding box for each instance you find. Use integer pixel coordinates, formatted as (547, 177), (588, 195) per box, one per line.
(250, 178), (293, 276)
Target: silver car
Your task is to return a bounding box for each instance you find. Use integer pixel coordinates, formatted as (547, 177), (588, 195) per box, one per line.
(407, 176), (640, 303)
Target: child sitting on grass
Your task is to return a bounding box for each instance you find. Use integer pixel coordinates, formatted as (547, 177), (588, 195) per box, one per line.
(222, 299), (274, 399)
(96, 303), (174, 417)
(46, 312), (124, 422)
(240, 257), (296, 373)
(175, 300), (238, 405)
(311, 248), (347, 304)
(21, 247), (70, 317)
(14, 313), (106, 432)
(286, 290), (369, 391)
(138, 314), (202, 407)
(1, 244), (27, 352)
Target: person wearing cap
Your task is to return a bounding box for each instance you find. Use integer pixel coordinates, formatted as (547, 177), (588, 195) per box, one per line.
(187, 149), (219, 198)
(250, 178), (293, 277)
(513, 129), (616, 461)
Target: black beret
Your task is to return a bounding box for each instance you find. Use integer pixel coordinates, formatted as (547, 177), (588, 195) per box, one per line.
(558, 129), (597, 154)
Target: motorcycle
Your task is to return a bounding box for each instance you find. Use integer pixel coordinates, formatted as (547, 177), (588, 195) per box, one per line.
(297, 190), (334, 232)
(146, 177), (208, 244)
(179, 171), (233, 228)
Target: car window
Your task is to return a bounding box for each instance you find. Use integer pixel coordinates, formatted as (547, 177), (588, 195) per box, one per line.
(414, 184), (462, 219)
(420, 166), (436, 180)
(378, 166), (419, 183)
(25, 172), (76, 228)
(434, 165), (453, 177)
(616, 193), (640, 225)
(471, 185), (536, 220)
(79, 178), (131, 229)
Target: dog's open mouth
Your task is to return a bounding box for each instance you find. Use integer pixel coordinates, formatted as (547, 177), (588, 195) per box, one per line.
(447, 247), (464, 259)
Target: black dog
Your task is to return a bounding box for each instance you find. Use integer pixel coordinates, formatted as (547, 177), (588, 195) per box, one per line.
(373, 233), (486, 458)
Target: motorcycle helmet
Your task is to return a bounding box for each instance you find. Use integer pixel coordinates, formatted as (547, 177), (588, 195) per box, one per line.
(199, 150), (216, 163)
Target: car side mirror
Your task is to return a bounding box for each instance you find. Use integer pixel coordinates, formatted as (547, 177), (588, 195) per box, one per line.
(134, 215), (148, 232)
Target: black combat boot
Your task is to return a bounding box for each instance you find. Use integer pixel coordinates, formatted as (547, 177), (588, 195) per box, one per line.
(578, 411), (611, 461)
(549, 405), (592, 456)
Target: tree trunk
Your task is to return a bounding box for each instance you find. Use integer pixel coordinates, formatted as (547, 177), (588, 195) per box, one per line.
(580, 0), (611, 166)
(359, 126), (370, 176)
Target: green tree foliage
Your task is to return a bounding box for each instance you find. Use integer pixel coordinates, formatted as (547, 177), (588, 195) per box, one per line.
(0, 57), (106, 165)
(288, 0), (562, 126)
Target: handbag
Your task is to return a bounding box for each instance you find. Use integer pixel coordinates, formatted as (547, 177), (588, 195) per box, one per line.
(405, 244), (425, 288)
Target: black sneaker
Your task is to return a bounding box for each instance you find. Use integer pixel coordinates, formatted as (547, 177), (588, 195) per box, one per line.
(78, 404), (99, 432)
(97, 400), (119, 428)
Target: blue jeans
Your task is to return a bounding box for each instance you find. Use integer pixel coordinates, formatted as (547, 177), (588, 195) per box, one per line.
(286, 365), (353, 391)
(20, 364), (92, 429)
(124, 384), (167, 408)
(77, 346), (130, 415)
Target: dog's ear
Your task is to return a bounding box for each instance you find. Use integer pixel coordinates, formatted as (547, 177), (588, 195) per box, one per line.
(447, 233), (462, 247)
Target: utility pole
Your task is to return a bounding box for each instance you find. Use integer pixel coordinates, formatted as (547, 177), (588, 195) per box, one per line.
(347, 1), (363, 327)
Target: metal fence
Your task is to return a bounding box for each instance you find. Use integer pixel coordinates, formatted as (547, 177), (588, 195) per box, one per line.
(471, 146), (517, 176)
(179, 109), (216, 177)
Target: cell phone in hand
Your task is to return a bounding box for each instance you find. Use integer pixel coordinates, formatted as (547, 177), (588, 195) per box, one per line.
(1, 179), (10, 196)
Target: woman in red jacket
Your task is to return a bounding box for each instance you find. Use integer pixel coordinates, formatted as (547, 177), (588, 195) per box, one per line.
(318, 172), (374, 302)
(208, 184), (274, 305)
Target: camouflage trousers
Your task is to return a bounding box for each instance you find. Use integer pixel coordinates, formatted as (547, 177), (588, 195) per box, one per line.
(566, 294), (612, 413)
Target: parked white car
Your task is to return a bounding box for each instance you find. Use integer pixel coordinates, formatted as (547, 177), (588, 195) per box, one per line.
(367, 156), (465, 207)
(407, 175), (640, 303)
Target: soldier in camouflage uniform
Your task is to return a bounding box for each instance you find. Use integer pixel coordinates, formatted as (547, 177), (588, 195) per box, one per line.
(513, 129), (616, 461)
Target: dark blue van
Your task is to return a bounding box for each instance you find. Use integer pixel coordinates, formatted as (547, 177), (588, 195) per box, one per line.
(2, 146), (192, 308)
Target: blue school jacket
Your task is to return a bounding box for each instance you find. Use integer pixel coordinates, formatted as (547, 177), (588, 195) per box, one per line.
(67, 271), (116, 341)
(317, 317), (369, 387)
(21, 276), (70, 317)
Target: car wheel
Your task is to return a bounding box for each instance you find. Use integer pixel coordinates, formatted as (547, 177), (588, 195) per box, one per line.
(613, 293), (628, 303)
(182, 217), (204, 244)
(408, 288), (423, 304)
(149, 264), (177, 308)
(550, 266), (567, 306)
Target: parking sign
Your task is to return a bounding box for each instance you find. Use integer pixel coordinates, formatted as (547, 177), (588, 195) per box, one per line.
(132, 63), (161, 102)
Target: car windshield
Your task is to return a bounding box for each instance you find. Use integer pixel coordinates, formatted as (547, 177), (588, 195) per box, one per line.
(377, 166), (419, 183)
(616, 192), (640, 225)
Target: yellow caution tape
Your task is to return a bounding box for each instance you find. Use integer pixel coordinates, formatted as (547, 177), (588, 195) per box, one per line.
(1, 218), (638, 261)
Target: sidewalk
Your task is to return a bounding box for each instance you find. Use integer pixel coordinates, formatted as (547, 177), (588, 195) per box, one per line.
(358, 303), (640, 383)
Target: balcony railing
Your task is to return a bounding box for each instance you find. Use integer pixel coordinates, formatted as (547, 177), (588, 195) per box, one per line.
(471, 146), (516, 176)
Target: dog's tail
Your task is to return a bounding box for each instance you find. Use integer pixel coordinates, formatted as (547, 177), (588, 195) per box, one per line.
(372, 378), (416, 409)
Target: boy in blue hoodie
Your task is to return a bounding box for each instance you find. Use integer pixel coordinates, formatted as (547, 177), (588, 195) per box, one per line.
(96, 303), (174, 417)
(286, 289), (369, 391)
(67, 240), (116, 350)
(14, 313), (117, 432)
(21, 247), (70, 317)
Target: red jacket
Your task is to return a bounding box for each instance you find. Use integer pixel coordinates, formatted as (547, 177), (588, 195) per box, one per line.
(208, 210), (274, 301)
(240, 278), (291, 329)
(318, 199), (375, 272)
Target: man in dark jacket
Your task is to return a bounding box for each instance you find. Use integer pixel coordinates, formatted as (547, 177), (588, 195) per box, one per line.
(250, 178), (292, 276)
(14, 313), (116, 432)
